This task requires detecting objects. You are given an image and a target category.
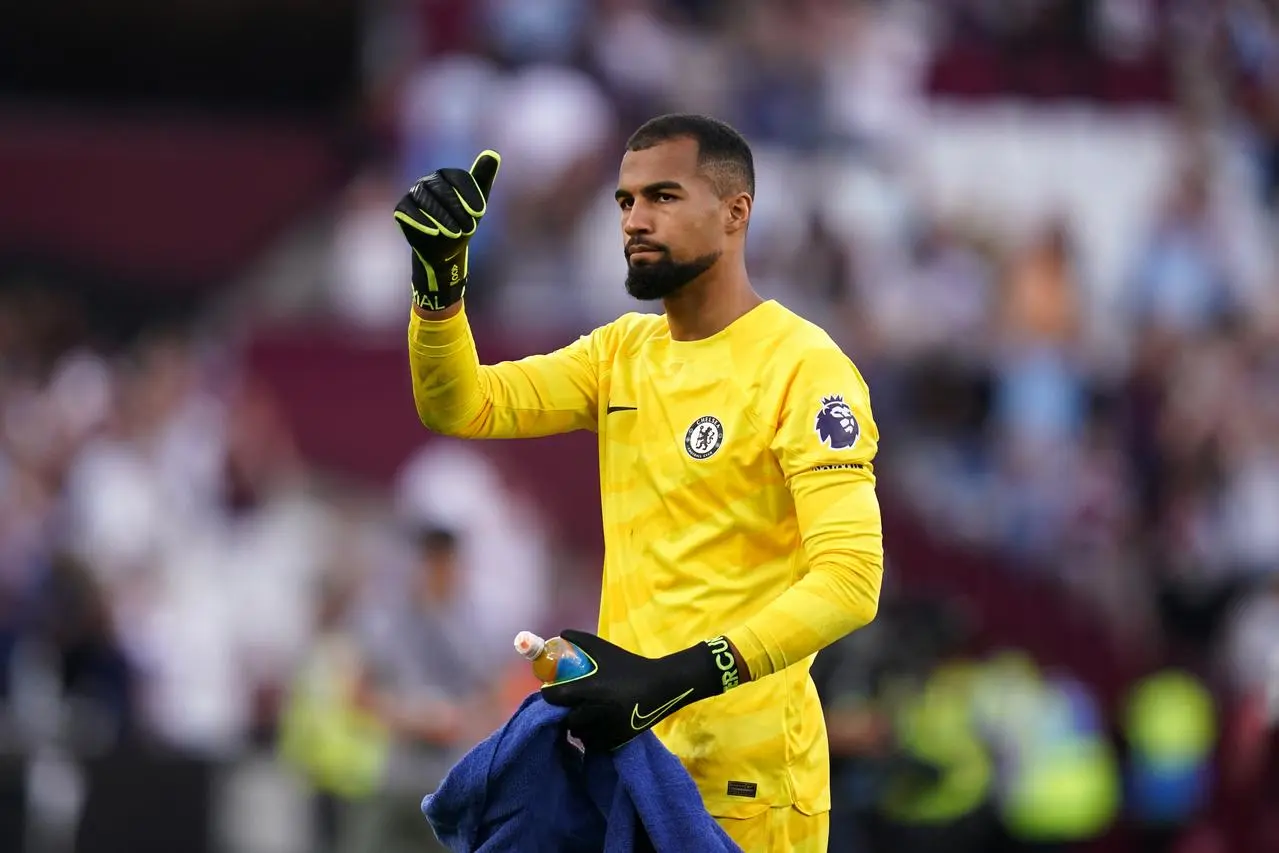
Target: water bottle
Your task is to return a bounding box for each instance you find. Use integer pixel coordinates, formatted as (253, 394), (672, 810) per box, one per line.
(514, 631), (595, 684)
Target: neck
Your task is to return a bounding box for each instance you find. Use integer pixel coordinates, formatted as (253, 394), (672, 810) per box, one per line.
(662, 259), (762, 342)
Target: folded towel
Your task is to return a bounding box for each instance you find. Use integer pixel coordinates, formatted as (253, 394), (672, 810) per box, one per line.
(423, 693), (742, 852)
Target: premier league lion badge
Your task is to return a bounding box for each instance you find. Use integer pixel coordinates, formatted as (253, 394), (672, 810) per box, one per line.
(814, 395), (859, 450)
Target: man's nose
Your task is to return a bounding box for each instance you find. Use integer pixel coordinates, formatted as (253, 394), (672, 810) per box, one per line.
(623, 206), (652, 236)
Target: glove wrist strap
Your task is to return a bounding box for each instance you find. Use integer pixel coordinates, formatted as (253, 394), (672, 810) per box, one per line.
(412, 279), (466, 312)
(703, 636), (744, 693)
(410, 252), (467, 311)
(666, 636), (744, 703)
(409, 245), (470, 312)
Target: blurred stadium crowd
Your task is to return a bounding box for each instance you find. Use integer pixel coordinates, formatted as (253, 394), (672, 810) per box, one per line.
(3, 1), (1279, 852)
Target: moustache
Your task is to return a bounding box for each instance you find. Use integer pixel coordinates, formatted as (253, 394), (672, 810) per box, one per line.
(626, 242), (668, 257)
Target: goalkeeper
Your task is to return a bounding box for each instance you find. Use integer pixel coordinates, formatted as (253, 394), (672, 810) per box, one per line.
(394, 114), (883, 853)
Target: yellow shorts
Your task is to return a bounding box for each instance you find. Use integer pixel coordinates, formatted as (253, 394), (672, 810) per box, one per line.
(715, 807), (829, 853)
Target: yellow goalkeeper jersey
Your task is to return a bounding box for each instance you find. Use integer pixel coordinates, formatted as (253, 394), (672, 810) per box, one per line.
(407, 299), (883, 818)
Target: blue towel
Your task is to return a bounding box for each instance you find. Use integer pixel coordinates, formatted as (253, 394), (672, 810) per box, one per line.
(422, 693), (743, 853)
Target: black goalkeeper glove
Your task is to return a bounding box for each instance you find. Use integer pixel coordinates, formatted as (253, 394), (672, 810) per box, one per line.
(540, 629), (744, 752)
(393, 150), (501, 312)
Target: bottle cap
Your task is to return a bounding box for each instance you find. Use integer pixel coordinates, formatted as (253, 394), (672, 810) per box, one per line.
(514, 631), (546, 661)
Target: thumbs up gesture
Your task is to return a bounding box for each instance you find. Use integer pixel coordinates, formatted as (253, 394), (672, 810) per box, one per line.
(394, 150), (502, 312)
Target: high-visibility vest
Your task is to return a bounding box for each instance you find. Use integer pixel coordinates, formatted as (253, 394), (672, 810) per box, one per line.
(1121, 669), (1217, 822)
(879, 665), (994, 824)
(998, 678), (1120, 842)
(277, 637), (391, 799)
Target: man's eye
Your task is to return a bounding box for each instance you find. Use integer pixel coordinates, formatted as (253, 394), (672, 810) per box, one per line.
(657, 193), (676, 202)
(618, 198), (633, 210)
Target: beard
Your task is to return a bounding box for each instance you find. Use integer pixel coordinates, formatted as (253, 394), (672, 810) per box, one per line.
(624, 248), (721, 301)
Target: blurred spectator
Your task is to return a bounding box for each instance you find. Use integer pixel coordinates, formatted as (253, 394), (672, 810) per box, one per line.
(278, 569), (390, 853)
(815, 593), (1002, 853)
(9, 551), (136, 751)
(983, 661), (1121, 853)
(354, 525), (496, 759)
(990, 218), (1092, 562)
(328, 167), (414, 332)
(394, 441), (553, 663)
(860, 216), (997, 365)
(341, 523), (525, 853)
(1126, 159), (1240, 339)
(1120, 669), (1218, 852)
(1219, 575), (1279, 707)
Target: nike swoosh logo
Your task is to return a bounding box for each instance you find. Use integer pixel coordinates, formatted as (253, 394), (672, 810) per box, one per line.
(630, 688), (695, 731)
(607, 405), (637, 414)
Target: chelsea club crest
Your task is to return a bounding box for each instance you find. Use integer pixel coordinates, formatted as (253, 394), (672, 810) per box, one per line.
(685, 415), (725, 460)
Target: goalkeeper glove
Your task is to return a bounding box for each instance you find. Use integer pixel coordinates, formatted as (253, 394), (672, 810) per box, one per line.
(540, 629), (744, 752)
(393, 150), (501, 312)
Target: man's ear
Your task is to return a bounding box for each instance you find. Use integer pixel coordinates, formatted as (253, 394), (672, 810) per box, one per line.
(725, 193), (752, 234)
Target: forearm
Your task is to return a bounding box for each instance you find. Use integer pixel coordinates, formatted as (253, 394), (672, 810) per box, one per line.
(727, 560), (879, 680)
(408, 304), (492, 437)
(408, 304), (601, 439)
(726, 474), (883, 679)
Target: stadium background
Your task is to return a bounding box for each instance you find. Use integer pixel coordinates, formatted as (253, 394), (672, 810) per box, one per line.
(2, 0), (1278, 851)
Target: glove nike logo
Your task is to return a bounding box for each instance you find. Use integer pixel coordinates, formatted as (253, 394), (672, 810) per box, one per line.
(607, 405), (637, 414)
(630, 688), (695, 731)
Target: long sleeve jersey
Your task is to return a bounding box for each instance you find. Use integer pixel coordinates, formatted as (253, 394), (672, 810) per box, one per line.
(407, 299), (883, 817)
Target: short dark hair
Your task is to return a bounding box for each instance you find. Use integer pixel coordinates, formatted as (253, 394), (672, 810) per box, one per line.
(415, 524), (459, 554)
(625, 114), (755, 199)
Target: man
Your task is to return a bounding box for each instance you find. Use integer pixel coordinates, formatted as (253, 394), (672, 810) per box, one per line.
(345, 525), (499, 853)
(393, 113), (883, 852)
